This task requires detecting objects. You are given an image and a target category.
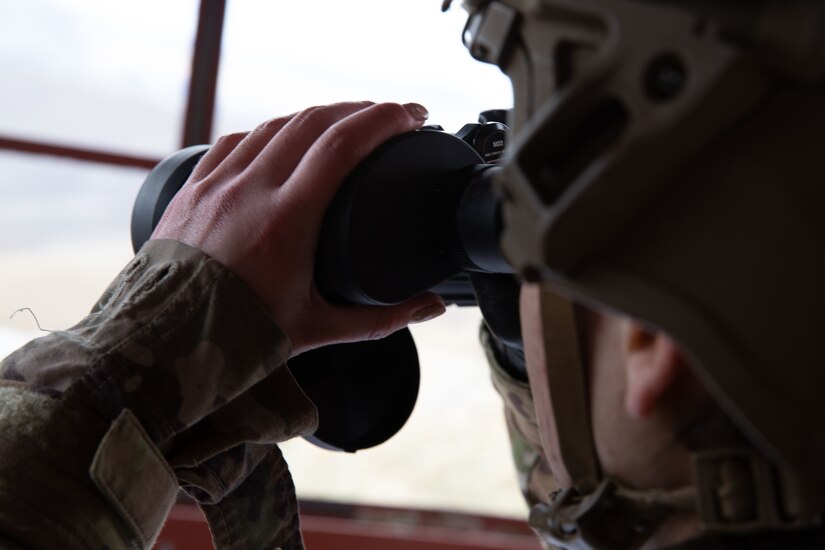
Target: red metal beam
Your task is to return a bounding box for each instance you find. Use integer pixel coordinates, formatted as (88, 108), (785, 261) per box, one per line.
(301, 515), (542, 550)
(155, 501), (542, 550)
(181, 0), (226, 147)
(0, 135), (159, 169)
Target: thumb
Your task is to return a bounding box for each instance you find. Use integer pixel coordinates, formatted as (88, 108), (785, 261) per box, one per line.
(317, 293), (446, 348)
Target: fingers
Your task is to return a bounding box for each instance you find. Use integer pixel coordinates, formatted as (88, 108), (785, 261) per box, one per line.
(191, 102), (378, 191)
(245, 101), (376, 185)
(191, 114), (295, 184)
(190, 131), (249, 180)
(291, 292), (446, 356)
(210, 115), (295, 177)
(283, 102), (429, 221)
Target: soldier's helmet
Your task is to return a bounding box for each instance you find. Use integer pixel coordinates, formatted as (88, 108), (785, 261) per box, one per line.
(457, 0), (825, 546)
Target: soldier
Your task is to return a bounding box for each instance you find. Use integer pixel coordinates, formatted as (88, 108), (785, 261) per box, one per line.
(2, 1), (824, 549)
(462, 0), (825, 548)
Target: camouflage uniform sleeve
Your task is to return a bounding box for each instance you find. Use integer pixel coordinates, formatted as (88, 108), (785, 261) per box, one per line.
(0, 239), (319, 549)
(479, 324), (557, 508)
(480, 325), (561, 550)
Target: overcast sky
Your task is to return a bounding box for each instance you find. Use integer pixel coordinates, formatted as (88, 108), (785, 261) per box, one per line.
(0, 0), (512, 153)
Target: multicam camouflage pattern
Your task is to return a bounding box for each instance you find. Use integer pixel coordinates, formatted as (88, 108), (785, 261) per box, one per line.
(0, 239), (318, 549)
(480, 325), (559, 550)
(480, 325), (557, 509)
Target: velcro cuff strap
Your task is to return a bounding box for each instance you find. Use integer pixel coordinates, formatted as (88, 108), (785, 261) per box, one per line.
(90, 409), (177, 547)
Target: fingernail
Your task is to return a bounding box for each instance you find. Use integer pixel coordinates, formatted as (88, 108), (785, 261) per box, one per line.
(410, 302), (446, 324)
(403, 102), (429, 123)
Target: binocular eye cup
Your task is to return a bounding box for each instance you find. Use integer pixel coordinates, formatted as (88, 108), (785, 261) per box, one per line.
(131, 122), (511, 452)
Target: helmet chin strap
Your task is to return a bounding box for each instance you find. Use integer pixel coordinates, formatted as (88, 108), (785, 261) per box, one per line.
(523, 285), (600, 490)
(523, 285), (823, 549)
(524, 285), (702, 548)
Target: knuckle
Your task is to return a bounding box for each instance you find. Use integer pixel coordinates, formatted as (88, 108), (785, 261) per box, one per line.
(370, 101), (407, 123)
(289, 105), (327, 131)
(371, 103), (414, 132)
(291, 102), (366, 136)
(254, 115), (288, 134)
(321, 127), (360, 160)
(366, 316), (397, 342)
(215, 131), (247, 147)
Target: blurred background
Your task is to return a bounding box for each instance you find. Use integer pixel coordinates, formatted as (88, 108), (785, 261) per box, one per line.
(0, 0), (527, 521)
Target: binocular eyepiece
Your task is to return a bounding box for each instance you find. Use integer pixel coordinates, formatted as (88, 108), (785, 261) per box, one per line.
(131, 113), (514, 452)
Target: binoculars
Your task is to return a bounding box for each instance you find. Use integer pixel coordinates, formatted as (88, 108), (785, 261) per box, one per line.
(131, 111), (518, 452)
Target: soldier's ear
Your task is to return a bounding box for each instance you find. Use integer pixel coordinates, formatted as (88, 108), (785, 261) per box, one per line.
(623, 323), (686, 419)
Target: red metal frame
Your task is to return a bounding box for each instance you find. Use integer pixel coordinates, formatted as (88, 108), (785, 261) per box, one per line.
(156, 501), (542, 550)
(181, 0), (226, 147)
(0, 135), (159, 169)
(0, 0), (225, 167)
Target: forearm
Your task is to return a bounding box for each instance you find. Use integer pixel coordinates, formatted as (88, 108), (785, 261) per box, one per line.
(0, 240), (318, 549)
(0, 383), (135, 549)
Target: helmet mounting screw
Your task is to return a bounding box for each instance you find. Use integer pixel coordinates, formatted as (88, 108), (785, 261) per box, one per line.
(644, 53), (687, 102)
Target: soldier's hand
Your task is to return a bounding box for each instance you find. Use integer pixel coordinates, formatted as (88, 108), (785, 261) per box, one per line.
(152, 101), (445, 356)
